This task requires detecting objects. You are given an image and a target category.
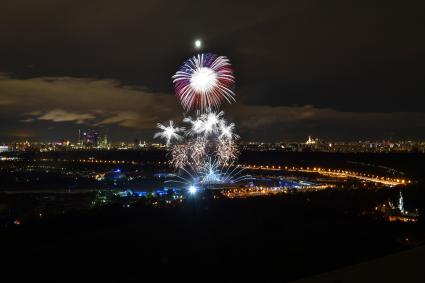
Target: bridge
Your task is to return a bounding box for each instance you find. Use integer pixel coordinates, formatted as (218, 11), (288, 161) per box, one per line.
(242, 164), (410, 187)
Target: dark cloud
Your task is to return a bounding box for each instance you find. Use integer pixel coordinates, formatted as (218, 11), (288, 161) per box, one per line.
(0, 0), (424, 141)
(1, 74), (425, 141)
(32, 109), (95, 123)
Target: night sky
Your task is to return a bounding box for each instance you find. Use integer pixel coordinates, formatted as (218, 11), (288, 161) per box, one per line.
(0, 0), (424, 142)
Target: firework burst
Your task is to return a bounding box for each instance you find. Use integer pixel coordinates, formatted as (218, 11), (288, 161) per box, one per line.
(167, 110), (239, 171)
(170, 144), (189, 168)
(199, 110), (224, 137)
(169, 137), (208, 170)
(218, 120), (239, 140)
(165, 158), (250, 188)
(158, 53), (244, 190)
(198, 159), (249, 185)
(154, 120), (185, 146)
(172, 53), (235, 112)
(183, 116), (204, 136)
(216, 139), (238, 166)
(190, 137), (208, 169)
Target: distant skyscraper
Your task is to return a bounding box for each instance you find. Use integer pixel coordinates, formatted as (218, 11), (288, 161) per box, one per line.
(134, 138), (140, 149)
(398, 191), (405, 214)
(99, 134), (110, 149)
(78, 129), (82, 146)
(82, 130), (99, 147)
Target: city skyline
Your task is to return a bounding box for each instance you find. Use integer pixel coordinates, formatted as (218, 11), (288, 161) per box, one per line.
(4, 128), (425, 144)
(0, 0), (424, 141)
(3, 131), (425, 155)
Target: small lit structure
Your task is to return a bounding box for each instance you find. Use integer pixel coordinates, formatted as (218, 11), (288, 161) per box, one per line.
(0, 145), (9, 153)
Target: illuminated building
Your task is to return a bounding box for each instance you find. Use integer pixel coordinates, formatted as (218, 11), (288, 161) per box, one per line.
(82, 130), (99, 147)
(370, 191), (419, 223)
(305, 136), (317, 145)
(398, 191), (405, 214)
(98, 134), (110, 149)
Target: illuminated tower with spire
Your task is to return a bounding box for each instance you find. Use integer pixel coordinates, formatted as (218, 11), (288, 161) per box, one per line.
(398, 191), (405, 214)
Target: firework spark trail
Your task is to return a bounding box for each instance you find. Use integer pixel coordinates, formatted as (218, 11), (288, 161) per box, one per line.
(189, 137), (208, 170)
(164, 164), (202, 187)
(170, 144), (189, 168)
(216, 139), (238, 166)
(172, 53), (235, 112)
(166, 157), (250, 188)
(169, 137), (209, 170)
(197, 158), (250, 186)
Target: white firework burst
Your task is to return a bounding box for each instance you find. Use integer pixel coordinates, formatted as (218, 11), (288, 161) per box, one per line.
(154, 120), (185, 146)
(218, 120), (239, 140)
(183, 116), (204, 136)
(183, 110), (224, 137)
(198, 110), (224, 137)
